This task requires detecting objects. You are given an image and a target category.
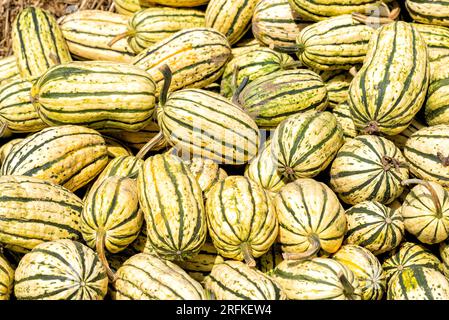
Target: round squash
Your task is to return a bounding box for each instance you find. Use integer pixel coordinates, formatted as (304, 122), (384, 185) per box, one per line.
(0, 254), (13, 300)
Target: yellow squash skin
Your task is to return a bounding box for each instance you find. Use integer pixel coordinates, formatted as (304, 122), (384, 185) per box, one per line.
(330, 135), (409, 205)
(114, 0), (143, 15)
(108, 121), (167, 151)
(114, 253), (206, 300)
(387, 266), (449, 300)
(58, 10), (135, 63)
(348, 21), (429, 136)
(184, 157), (228, 197)
(0, 138), (23, 166)
(333, 244), (386, 300)
(12, 7), (72, 80)
(332, 101), (358, 141)
(0, 78), (47, 133)
(204, 260), (286, 300)
(0, 56), (19, 87)
(0, 175), (83, 253)
(386, 118), (425, 151)
(128, 7), (206, 53)
(31, 61), (157, 132)
(14, 239), (108, 300)
(0, 255), (14, 300)
(272, 257), (362, 300)
(320, 70), (353, 108)
(140, 0), (209, 7)
(103, 136), (133, 158)
(1, 125), (108, 192)
(274, 178), (347, 257)
(137, 153), (207, 261)
(257, 242), (283, 274)
(206, 176), (278, 263)
(406, 0), (449, 27)
(82, 176), (143, 253)
(133, 28), (231, 94)
(440, 240), (449, 277)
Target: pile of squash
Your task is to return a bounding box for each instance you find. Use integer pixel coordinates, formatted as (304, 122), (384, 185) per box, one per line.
(0, 0), (449, 300)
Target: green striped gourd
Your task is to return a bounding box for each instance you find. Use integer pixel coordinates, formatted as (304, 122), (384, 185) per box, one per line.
(138, 153), (207, 260)
(272, 257), (362, 300)
(332, 101), (358, 141)
(440, 240), (449, 277)
(124, 7), (205, 53)
(274, 178), (347, 259)
(270, 110), (344, 180)
(296, 15), (374, 71)
(184, 157), (228, 197)
(108, 121), (167, 151)
(245, 141), (288, 196)
(0, 175), (83, 253)
(205, 0), (257, 45)
(288, 0), (393, 21)
(12, 7), (72, 80)
(14, 239), (108, 300)
(401, 180), (449, 244)
(345, 201), (404, 255)
(320, 70), (353, 108)
(330, 135), (409, 205)
(236, 69), (329, 128)
(406, 0), (449, 27)
(1, 126), (108, 192)
(348, 22), (429, 136)
(383, 242), (443, 282)
(204, 261), (286, 300)
(176, 242), (224, 282)
(31, 61), (156, 132)
(258, 243), (283, 274)
(413, 24), (449, 69)
(387, 266), (449, 300)
(386, 118), (425, 150)
(333, 244), (386, 300)
(143, 0), (209, 7)
(252, 0), (310, 51)
(0, 138), (23, 166)
(132, 28), (231, 94)
(0, 56), (19, 87)
(0, 79), (47, 133)
(404, 125), (449, 188)
(220, 47), (294, 98)
(58, 10), (135, 63)
(0, 255), (14, 300)
(206, 176), (278, 266)
(114, 0), (143, 15)
(103, 136), (133, 158)
(114, 253), (206, 300)
(425, 75), (449, 126)
(231, 38), (261, 56)
(153, 69), (260, 164)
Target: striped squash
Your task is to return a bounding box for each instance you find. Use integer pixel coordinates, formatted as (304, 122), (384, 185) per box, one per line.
(0, 138), (23, 166)
(236, 69), (329, 128)
(143, 0), (209, 7)
(132, 28), (231, 94)
(288, 0), (393, 21)
(14, 239), (108, 300)
(401, 180), (449, 244)
(58, 10), (135, 62)
(258, 243), (283, 274)
(0, 56), (19, 87)
(31, 61), (156, 132)
(333, 244), (386, 300)
(272, 257), (362, 300)
(126, 7), (205, 53)
(440, 240), (449, 277)
(330, 135), (409, 205)
(204, 260), (286, 300)
(114, 0), (144, 15)
(103, 136), (133, 158)
(155, 78), (260, 164)
(345, 201), (404, 255)
(387, 266), (449, 300)
(176, 242), (224, 282)
(0, 79), (47, 133)
(332, 101), (358, 141)
(205, 0), (257, 45)
(383, 242), (443, 282)
(108, 121), (167, 151)
(270, 110), (344, 180)
(114, 253), (206, 300)
(138, 153), (207, 260)
(274, 178), (347, 259)
(184, 157), (228, 197)
(413, 24), (449, 67)
(406, 0), (449, 27)
(206, 176), (278, 266)
(320, 70), (353, 109)
(348, 21), (429, 136)
(1, 125), (108, 192)
(220, 48), (294, 98)
(245, 140), (288, 196)
(252, 0), (310, 51)
(12, 7), (72, 80)
(0, 119), (11, 139)
(425, 75), (449, 126)
(0, 175), (83, 253)
(296, 15), (374, 71)
(386, 118), (425, 151)
(231, 38), (261, 56)
(128, 221), (153, 254)
(0, 255), (14, 300)
(404, 125), (449, 188)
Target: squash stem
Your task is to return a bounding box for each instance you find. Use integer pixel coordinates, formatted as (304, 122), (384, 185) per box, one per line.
(96, 231), (116, 283)
(437, 152), (449, 167)
(240, 242), (256, 267)
(402, 179), (443, 218)
(282, 234), (320, 261)
(108, 31), (133, 47)
(135, 131), (164, 160)
(158, 64), (172, 106)
(338, 272), (356, 300)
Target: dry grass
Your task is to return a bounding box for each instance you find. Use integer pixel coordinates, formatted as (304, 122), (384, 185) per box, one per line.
(0, 0), (115, 58)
